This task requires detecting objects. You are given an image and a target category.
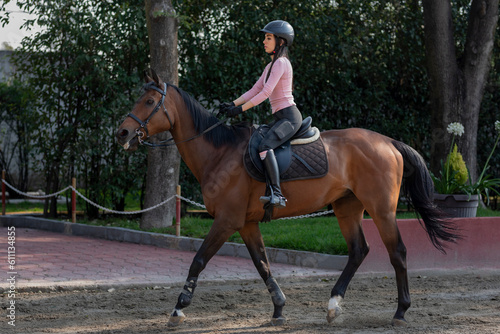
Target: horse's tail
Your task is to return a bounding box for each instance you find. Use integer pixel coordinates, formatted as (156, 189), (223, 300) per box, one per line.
(392, 140), (461, 253)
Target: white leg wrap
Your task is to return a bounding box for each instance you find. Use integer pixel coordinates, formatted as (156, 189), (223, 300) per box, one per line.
(327, 295), (344, 323)
(328, 296), (343, 311)
(168, 308), (187, 328)
(171, 308), (185, 318)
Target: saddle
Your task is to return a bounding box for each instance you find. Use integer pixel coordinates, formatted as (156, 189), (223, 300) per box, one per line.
(244, 116), (329, 183)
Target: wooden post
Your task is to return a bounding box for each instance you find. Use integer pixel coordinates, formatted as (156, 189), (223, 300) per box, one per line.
(2, 170), (6, 216)
(72, 178), (76, 223)
(176, 185), (181, 237)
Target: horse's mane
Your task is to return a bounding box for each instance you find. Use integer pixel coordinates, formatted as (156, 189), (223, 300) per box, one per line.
(168, 84), (250, 148)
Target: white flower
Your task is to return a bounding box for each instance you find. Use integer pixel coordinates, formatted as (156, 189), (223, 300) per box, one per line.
(495, 120), (500, 133)
(447, 122), (464, 137)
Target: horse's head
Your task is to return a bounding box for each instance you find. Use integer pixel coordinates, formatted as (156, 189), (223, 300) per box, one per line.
(116, 69), (174, 151)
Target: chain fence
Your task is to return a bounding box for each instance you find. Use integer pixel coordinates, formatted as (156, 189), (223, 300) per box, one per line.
(1, 178), (333, 220)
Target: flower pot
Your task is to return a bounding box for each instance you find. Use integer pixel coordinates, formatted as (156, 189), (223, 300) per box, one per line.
(433, 194), (479, 218)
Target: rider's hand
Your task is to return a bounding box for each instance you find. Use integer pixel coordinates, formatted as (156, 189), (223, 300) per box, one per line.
(219, 101), (234, 113)
(224, 105), (243, 117)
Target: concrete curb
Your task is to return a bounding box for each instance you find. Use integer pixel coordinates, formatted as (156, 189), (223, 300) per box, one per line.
(0, 215), (348, 271)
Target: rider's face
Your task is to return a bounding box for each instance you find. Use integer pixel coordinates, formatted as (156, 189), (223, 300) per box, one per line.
(263, 33), (276, 54)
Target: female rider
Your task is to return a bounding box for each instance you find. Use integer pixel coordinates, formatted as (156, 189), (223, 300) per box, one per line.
(221, 20), (302, 209)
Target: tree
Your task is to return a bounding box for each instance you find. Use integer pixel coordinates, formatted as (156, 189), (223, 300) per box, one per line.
(141, 0), (181, 229)
(2, 0), (149, 217)
(0, 79), (33, 194)
(423, 0), (499, 180)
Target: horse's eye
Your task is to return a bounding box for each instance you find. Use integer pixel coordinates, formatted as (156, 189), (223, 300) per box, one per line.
(146, 99), (155, 105)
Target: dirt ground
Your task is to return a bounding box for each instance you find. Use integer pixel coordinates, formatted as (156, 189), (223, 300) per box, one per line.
(5, 271), (500, 334)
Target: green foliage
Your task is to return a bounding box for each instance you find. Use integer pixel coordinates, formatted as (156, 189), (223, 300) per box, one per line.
(0, 79), (35, 192)
(478, 27), (500, 199)
(433, 128), (500, 202)
(175, 0), (499, 203)
(464, 126), (500, 204)
(432, 142), (470, 195)
(447, 144), (468, 186)
(172, 0), (435, 201)
(8, 0), (150, 217)
(174, 0), (430, 150)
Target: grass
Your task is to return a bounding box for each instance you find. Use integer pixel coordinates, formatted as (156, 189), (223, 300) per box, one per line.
(475, 206), (500, 217)
(56, 206), (500, 256)
(79, 215), (349, 255)
(2, 193), (134, 213)
(4, 200), (500, 256)
(2, 200), (78, 213)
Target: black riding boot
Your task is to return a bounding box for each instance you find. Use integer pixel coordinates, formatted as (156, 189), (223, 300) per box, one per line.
(259, 149), (287, 208)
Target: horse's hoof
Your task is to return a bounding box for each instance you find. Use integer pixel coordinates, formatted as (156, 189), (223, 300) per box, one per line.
(167, 315), (186, 328)
(391, 318), (408, 327)
(270, 316), (286, 326)
(167, 309), (186, 328)
(326, 306), (342, 323)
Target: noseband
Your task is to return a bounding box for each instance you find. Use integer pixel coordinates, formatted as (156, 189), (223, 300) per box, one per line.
(126, 81), (226, 148)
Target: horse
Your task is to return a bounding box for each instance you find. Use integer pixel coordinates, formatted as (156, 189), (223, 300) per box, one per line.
(116, 69), (459, 328)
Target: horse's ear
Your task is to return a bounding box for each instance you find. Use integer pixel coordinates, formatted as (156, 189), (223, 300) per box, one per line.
(151, 69), (162, 86)
(143, 68), (163, 87)
(143, 69), (154, 83)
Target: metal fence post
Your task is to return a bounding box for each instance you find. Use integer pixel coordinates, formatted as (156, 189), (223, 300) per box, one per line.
(72, 178), (76, 223)
(176, 185), (181, 237)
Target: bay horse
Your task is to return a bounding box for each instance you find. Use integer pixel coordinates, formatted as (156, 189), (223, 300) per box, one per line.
(116, 70), (458, 328)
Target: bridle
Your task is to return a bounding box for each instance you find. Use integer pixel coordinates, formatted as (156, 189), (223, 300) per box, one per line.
(126, 81), (225, 148)
(126, 81), (174, 148)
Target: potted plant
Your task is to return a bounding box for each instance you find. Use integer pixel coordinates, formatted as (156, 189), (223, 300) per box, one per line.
(432, 121), (500, 217)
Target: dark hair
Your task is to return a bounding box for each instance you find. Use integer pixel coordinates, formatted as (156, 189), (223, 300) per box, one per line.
(265, 36), (290, 83)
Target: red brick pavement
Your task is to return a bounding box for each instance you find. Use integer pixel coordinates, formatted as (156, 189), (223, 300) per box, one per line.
(0, 227), (340, 290)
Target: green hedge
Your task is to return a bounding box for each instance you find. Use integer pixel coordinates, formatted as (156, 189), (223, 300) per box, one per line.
(175, 0), (500, 203)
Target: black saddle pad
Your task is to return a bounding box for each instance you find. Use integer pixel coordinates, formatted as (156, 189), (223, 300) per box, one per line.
(244, 126), (329, 183)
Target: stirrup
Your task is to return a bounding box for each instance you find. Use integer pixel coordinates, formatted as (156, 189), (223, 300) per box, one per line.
(259, 193), (287, 208)
(274, 195), (287, 208)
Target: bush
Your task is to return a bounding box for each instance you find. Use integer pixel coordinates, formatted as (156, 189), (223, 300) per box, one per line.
(447, 144), (468, 186)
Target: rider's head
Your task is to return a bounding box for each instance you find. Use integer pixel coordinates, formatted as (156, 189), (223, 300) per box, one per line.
(260, 20), (294, 58)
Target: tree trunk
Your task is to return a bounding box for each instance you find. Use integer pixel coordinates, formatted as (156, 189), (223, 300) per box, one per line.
(423, 0), (498, 181)
(44, 165), (59, 218)
(141, 0), (180, 230)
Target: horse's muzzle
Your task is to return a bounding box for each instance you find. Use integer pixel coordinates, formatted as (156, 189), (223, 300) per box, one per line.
(116, 127), (139, 151)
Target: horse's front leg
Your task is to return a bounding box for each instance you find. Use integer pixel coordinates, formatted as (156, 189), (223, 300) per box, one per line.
(239, 222), (286, 326)
(168, 221), (237, 327)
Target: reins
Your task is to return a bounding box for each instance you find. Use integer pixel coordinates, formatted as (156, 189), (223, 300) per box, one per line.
(127, 82), (226, 148)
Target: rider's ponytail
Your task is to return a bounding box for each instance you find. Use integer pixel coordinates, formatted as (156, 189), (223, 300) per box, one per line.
(265, 36), (289, 83)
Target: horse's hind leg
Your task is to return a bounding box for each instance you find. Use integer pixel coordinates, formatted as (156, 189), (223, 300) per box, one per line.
(371, 212), (410, 326)
(328, 195), (369, 323)
(239, 222), (287, 326)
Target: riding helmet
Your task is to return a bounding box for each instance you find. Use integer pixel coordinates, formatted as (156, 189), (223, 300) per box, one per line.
(260, 20), (294, 46)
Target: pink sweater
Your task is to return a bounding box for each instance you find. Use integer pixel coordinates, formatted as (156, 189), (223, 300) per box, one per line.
(241, 57), (295, 114)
